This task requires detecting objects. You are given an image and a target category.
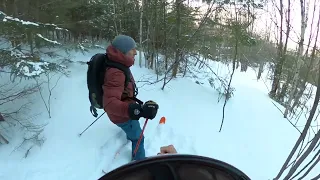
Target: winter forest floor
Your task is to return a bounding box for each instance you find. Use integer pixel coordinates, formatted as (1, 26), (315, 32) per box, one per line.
(0, 47), (319, 180)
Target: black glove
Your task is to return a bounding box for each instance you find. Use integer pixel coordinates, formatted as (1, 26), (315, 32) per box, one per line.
(141, 100), (159, 119)
(128, 100), (159, 120)
(128, 103), (143, 120)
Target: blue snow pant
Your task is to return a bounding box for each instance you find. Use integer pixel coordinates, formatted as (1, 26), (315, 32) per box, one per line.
(116, 120), (145, 161)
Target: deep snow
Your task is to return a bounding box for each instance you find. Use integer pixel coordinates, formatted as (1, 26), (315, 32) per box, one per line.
(0, 48), (319, 180)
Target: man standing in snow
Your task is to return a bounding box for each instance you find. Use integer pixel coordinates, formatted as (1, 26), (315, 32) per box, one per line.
(103, 35), (159, 161)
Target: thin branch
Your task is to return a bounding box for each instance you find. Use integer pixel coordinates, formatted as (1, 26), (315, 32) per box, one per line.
(270, 101), (302, 134)
(283, 130), (320, 179)
(34, 78), (50, 117)
(290, 147), (320, 180)
(219, 31), (238, 132)
(0, 84), (39, 105)
(311, 173), (320, 180)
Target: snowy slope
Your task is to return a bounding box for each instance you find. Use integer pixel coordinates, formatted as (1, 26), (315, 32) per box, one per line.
(0, 48), (319, 180)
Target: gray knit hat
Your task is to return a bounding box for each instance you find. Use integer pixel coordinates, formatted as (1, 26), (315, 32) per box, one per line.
(111, 35), (136, 54)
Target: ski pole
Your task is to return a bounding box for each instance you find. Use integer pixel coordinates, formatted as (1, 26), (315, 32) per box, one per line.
(78, 112), (105, 137)
(133, 118), (149, 159)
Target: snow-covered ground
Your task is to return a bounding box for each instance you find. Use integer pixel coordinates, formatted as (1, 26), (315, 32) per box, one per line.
(0, 47), (319, 180)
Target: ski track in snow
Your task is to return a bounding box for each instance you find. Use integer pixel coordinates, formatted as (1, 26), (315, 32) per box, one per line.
(145, 124), (197, 156)
(88, 130), (128, 180)
(90, 123), (198, 179)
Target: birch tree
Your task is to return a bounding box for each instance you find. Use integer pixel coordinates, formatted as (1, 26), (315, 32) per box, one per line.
(290, 1), (319, 115)
(274, 6), (320, 179)
(283, 0), (309, 118)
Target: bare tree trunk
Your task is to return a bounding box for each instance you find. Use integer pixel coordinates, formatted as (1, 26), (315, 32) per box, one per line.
(278, 73), (291, 103)
(163, 0), (168, 71)
(113, 0), (118, 35)
(257, 62), (265, 80)
(27, 30), (34, 54)
(156, 53), (159, 79)
(145, 20), (150, 68)
(13, 0), (18, 16)
(139, 0), (144, 68)
(1, 0), (6, 12)
(34, 0), (39, 21)
(270, 0), (285, 97)
(183, 53), (188, 77)
(284, 0), (308, 117)
(172, 0), (181, 78)
(150, 0), (158, 70)
(271, 0), (291, 100)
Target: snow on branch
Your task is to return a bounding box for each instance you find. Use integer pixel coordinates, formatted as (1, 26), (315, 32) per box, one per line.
(3, 15), (39, 26)
(12, 60), (67, 78)
(43, 23), (68, 31)
(0, 11), (6, 16)
(0, 10), (68, 31)
(36, 34), (61, 45)
(10, 49), (31, 59)
(15, 60), (49, 77)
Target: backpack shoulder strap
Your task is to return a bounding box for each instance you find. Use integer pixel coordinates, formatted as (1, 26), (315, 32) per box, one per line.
(104, 54), (143, 105)
(104, 55), (131, 88)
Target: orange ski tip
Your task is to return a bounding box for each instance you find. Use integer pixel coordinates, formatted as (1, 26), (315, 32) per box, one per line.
(159, 116), (166, 124)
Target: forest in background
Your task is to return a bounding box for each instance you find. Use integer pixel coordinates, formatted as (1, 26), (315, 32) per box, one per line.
(1, 0), (320, 179)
